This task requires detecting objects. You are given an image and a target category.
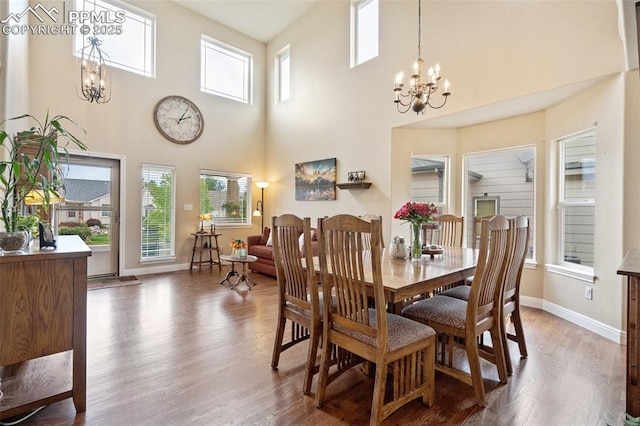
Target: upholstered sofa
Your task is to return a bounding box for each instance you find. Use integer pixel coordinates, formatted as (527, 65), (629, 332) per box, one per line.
(247, 227), (318, 277)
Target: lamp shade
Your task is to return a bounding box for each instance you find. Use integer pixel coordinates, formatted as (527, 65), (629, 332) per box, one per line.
(256, 181), (270, 189)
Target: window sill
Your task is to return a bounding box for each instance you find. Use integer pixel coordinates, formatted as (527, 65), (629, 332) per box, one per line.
(545, 263), (595, 283)
(140, 256), (176, 264)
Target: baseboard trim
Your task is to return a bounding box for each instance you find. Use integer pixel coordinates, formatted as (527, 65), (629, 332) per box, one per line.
(124, 263), (191, 277)
(520, 296), (625, 345)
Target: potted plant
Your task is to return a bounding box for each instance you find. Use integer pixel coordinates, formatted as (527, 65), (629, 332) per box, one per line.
(0, 113), (87, 252)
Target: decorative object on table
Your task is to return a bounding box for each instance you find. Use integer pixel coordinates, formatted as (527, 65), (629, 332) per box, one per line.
(230, 239), (247, 258)
(394, 201), (438, 262)
(0, 113), (87, 253)
(153, 95), (204, 144)
(252, 181), (270, 230)
(390, 235), (408, 259)
(347, 171), (366, 182)
(38, 222), (57, 249)
(393, 0), (451, 114)
(77, 36), (111, 104)
(294, 158), (336, 201)
(197, 213), (212, 234)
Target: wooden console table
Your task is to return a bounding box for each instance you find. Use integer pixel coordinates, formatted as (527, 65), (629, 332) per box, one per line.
(618, 249), (640, 417)
(0, 236), (91, 420)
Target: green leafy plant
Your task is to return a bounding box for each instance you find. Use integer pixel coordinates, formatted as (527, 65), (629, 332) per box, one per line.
(0, 113), (87, 232)
(16, 212), (40, 236)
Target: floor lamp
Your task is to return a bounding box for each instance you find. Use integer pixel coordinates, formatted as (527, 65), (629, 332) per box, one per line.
(253, 181), (269, 230)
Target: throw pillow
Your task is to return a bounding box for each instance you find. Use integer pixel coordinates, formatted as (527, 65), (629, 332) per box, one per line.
(260, 227), (270, 245)
(266, 230), (273, 247)
(299, 233), (305, 252)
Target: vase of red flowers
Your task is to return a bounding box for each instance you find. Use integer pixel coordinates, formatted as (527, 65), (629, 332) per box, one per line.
(394, 202), (438, 262)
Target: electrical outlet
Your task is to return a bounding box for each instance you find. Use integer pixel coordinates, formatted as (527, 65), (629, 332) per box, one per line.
(585, 286), (593, 300)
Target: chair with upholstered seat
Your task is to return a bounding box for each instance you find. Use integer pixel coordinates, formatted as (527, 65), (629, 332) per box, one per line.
(270, 214), (320, 394)
(314, 214), (436, 424)
(439, 216), (529, 374)
(401, 215), (511, 406)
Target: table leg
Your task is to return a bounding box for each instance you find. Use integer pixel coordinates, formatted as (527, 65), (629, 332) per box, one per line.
(230, 262), (257, 290)
(219, 262), (239, 287)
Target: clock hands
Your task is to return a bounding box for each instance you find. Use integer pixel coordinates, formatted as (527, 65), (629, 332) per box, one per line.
(177, 107), (189, 124)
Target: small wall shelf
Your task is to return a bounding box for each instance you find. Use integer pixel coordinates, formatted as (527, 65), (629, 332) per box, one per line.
(336, 182), (372, 190)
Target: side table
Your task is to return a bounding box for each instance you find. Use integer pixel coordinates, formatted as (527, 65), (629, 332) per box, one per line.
(190, 232), (222, 271)
(219, 254), (258, 290)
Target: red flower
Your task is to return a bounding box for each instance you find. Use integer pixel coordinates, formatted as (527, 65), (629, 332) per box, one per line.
(394, 202), (438, 225)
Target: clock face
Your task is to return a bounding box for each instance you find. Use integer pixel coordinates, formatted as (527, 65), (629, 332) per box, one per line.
(153, 96), (204, 144)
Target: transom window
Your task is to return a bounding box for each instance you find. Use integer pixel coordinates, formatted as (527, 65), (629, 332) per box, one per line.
(351, 0), (379, 67)
(73, 0), (155, 77)
(201, 36), (253, 104)
(276, 45), (291, 103)
(141, 164), (175, 261)
(558, 129), (596, 269)
(200, 170), (253, 227)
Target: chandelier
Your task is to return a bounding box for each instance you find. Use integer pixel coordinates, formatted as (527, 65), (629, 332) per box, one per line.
(77, 37), (111, 104)
(393, 0), (451, 114)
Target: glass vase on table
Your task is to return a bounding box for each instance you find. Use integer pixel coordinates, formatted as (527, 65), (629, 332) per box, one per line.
(410, 223), (423, 262)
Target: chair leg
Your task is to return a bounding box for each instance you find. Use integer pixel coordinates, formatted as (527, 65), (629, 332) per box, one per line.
(303, 328), (320, 395)
(422, 342), (436, 407)
(466, 335), (486, 407)
(271, 314), (286, 369)
(370, 362), (387, 425)
(314, 336), (333, 408)
(489, 326), (509, 384)
(511, 305), (528, 358)
(502, 314), (514, 375)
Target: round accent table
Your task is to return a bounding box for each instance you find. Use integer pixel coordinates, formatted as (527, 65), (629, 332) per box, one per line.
(219, 254), (258, 290)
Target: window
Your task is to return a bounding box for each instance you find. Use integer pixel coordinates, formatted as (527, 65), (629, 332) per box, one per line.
(200, 170), (252, 227)
(73, 0), (155, 77)
(276, 45), (290, 102)
(463, 146), (536, 259)
(201, 36), (253, 104)
(101, 203), (110, 217)
(558, 130), (596, 269)
(411, 155), (449, 214)
(351, 0), (379, 67)
(141, 164), (175, 261)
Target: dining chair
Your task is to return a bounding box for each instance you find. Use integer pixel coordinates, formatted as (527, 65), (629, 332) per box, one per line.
(401, 215), (511, 406)
(314, 214), (436, 424)
(270, 214), (321, 395)
(423, 214), (464, 248)
(438, 216), (530, 374)
(359, 213), (385, 249)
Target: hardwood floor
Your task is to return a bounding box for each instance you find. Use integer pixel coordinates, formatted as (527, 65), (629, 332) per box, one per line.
(5, 266), (625, 425)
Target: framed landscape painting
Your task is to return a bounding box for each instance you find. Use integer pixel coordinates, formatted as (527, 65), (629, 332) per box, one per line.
(295, 158), (337, 201)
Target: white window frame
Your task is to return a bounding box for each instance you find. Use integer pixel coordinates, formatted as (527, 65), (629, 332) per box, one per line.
(555, 129), (596, 274)
(140, 164), (176, 262)
(73, 0), (156, 78)
(201, 36), (253, 104)
(276, 45), (291, 103)
(350, 0), (379, 67)
(462, 145), (537, 262)
(200, 170), (253, 228)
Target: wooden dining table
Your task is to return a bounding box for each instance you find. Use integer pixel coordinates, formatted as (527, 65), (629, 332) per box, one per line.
(306, 247), (479, 313)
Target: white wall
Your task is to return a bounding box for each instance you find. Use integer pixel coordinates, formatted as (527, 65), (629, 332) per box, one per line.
(22, 0), (267, 273)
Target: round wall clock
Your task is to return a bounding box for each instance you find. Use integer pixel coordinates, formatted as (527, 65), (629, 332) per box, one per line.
(153, 95), (204, 144)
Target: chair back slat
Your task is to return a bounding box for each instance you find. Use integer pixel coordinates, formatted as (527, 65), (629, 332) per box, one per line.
(359, 213), (385, 249)
(318, 215), (385, 348)
(272, 214), (316, 309)
(432, 214), (464, 247)
(504, 216), (529, 297)
(467, 215), (510, 321)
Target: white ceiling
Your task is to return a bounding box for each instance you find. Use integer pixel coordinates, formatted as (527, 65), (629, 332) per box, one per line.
(169, 0), (319, 43)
